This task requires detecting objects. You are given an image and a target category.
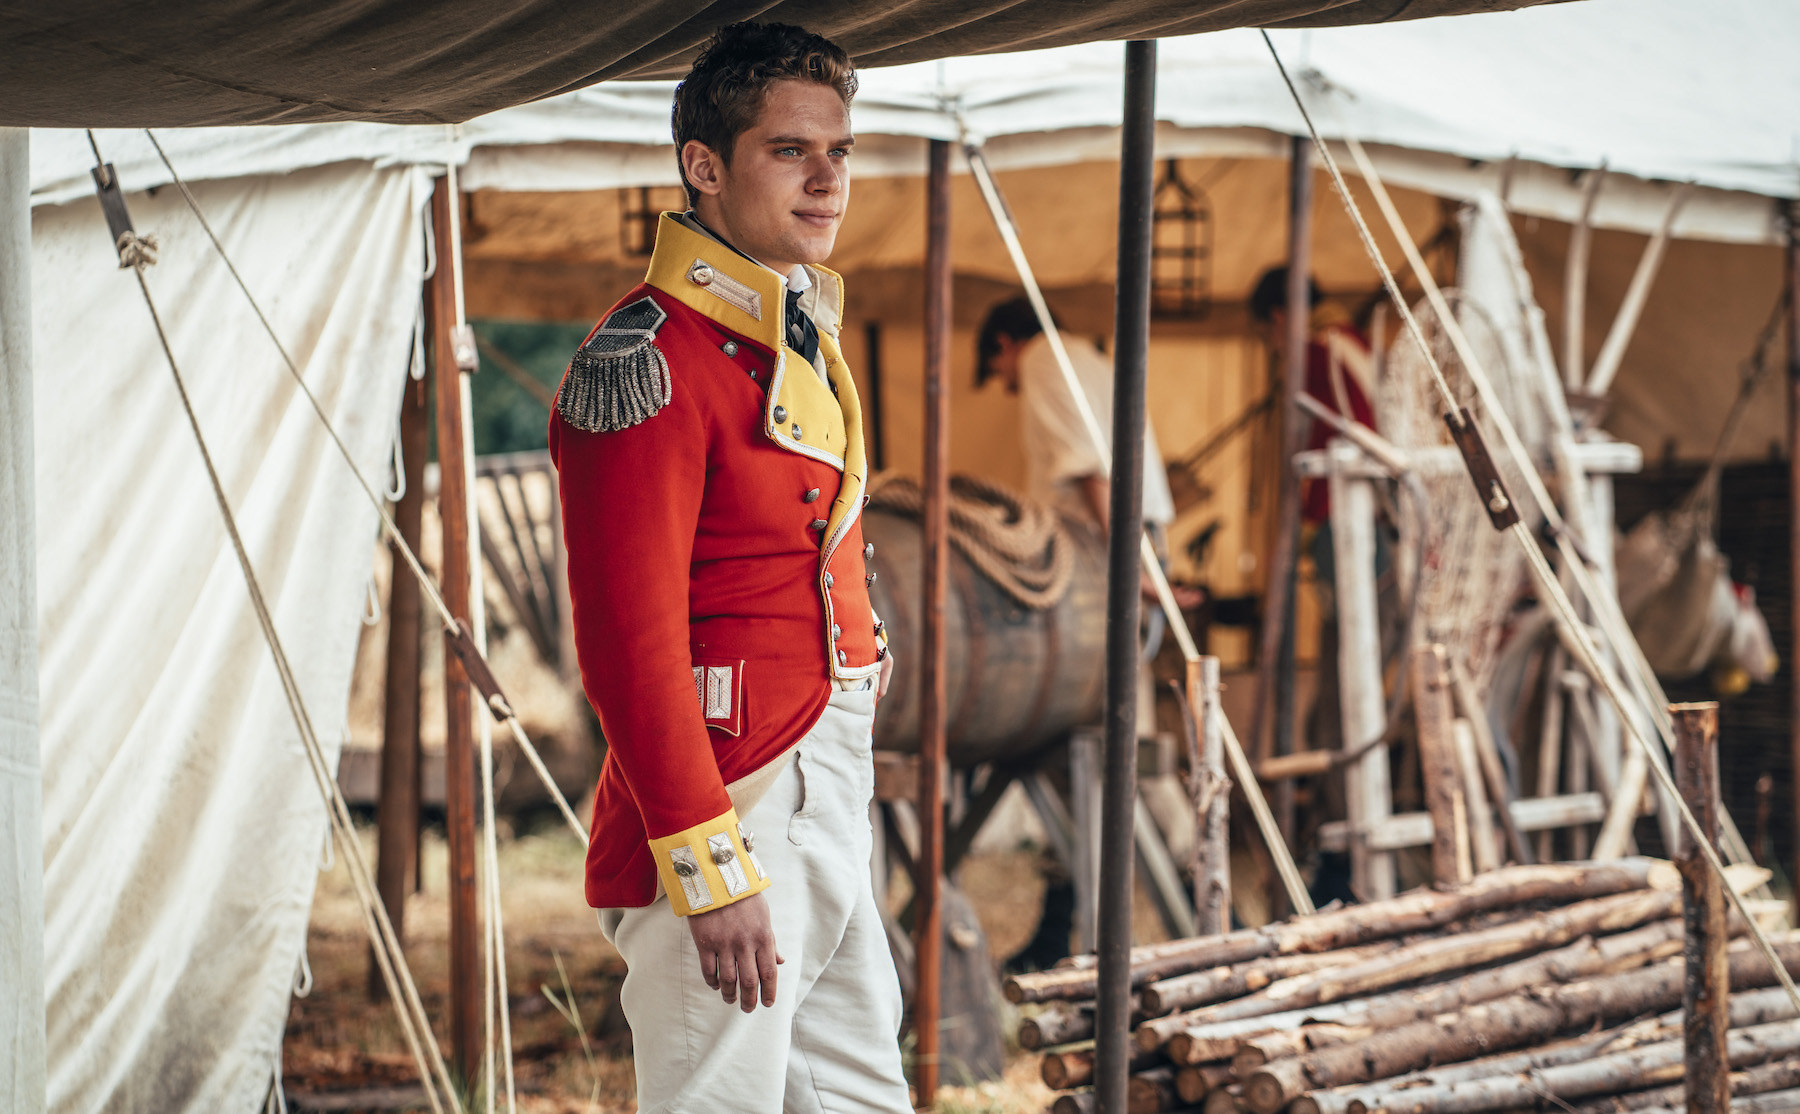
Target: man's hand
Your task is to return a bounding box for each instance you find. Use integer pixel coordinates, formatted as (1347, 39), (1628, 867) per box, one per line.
(878, 650), (894, 698)
(687, 892), (783, 1012)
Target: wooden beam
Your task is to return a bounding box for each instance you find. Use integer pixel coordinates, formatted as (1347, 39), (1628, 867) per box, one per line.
(428, 176), (480, 1079)
(913, 135), (951, 1106)
(1673, 701), (1729, 1112)
(1329, 455), (1394, 897)
(370, 360), (428, 998)
(1315, 793), (1607, 854)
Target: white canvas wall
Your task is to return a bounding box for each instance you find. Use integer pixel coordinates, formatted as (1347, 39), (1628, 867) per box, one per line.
(1, 125), (47, 1114)
(31, 158), (429, 1113)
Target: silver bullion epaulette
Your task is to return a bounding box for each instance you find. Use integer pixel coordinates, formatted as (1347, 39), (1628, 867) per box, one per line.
(555, 295), (672, 432)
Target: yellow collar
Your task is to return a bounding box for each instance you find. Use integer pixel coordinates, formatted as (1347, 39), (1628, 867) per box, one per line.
(644, 213), (844, 351)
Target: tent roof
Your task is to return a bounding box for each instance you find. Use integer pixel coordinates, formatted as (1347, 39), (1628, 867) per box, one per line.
(1, 0), (1565, 128)
(29, 0), (1798, 244)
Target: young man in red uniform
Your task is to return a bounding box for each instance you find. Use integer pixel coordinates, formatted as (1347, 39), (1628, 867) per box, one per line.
(549, 22), (908, 1113)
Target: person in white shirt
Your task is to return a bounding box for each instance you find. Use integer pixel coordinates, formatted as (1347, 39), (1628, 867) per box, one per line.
(977, 297), (1176, 532)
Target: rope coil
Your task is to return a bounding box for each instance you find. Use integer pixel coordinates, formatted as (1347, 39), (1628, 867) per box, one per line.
(867, 472), (1074, 610)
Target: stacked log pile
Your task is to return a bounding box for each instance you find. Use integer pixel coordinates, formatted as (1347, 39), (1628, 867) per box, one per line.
(1007, 861), (1797, 1114)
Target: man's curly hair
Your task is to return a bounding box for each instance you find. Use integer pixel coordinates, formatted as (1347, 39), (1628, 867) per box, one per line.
(672, 21), (857, 207)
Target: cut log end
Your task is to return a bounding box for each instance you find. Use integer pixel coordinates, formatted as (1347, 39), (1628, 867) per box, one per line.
(1244, 1068), (1293, 1114)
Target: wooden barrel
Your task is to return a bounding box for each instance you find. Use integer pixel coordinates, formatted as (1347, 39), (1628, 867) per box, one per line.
(863, 506), (1108, 767)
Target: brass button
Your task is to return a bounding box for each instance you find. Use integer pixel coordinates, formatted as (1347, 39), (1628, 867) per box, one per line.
(672, 859), (698, 878)
(863, 543), (874, 560)
(810, 519), (828, 531)
(873, 619), (885, 636)
(866, 571), (877, 586)
(831, 624), (842, 639)
(721, 340), (739, 357)
(689, 263), (714, 286)
(838, 649), (849, 665)
(876, 645), (888, 661)
(710, 845), (735, 865)
(742, 831), (756, 852)
(790, 424), (804, 440)
(803, 488), (821, 503)
(824, 572), (835, 588)
(772, 405), (788, 423)
(749, 370), (758, 380)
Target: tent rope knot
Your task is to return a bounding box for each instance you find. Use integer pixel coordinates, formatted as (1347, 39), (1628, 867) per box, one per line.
(115, 229), (158, 270)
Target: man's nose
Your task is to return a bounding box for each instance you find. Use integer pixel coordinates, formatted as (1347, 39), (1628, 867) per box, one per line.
(806, 155), (842, 195)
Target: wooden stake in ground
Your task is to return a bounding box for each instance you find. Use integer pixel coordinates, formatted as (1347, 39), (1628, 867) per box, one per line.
(1412, 645), (1470, 885)
(1674, 701), (1730, 1112)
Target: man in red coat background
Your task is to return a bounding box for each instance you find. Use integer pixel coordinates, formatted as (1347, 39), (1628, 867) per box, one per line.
(550, 22), (909, 1113)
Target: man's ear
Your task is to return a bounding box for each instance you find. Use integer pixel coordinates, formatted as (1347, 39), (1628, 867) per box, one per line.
(681, 140), (727, 199)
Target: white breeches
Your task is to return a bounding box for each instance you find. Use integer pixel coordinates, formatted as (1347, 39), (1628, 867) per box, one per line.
(601, 686), (912, 1114)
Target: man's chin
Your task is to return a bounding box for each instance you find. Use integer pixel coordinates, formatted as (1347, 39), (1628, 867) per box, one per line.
(788, 231), (840, 267)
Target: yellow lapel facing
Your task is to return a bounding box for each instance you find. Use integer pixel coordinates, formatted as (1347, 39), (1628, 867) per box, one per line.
(642, 215), (868, 555)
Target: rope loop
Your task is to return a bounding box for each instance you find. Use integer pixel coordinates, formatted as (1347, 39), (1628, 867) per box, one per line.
(867, 472), (1074, 610)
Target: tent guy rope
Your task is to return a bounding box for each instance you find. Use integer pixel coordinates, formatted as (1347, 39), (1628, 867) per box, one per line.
(1260, 32), (1800, 1016)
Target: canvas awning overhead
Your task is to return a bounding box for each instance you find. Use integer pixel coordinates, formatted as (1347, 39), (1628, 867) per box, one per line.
(1, 0), (1572, 128)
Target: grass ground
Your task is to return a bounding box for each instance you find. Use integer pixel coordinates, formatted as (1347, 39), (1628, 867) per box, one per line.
(282, 822), (1142, 1113)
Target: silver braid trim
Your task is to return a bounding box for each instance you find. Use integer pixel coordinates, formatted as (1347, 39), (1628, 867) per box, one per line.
(556, 296), (674, 432)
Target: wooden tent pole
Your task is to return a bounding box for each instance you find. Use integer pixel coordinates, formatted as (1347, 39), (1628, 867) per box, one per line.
(913, 136), (951, 1106)
(1249, 134), (1314, 893)
(1787, 200), (1800, 917)
(1097, 39), (1158, 1114)
(370, 356), (430, 998)
(428, 175), (481, 1079)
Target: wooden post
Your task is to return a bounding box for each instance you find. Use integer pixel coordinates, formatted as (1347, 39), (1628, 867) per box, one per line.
(1329, 450), (1394, 898)
(864, 320), (885, 473)
(1191, 657), (1229, 935)
(1412, 645), (1470, 887)
(370, 360), (429, 998)
(1672, 701), (1728, 1113)
(429, 176), (481, 1079)
(913, 135), (952, 1106)
(1787, 201), (1800, 918)
(1249, 134), (1314, 883)
(1097, 41), (1158, 1114)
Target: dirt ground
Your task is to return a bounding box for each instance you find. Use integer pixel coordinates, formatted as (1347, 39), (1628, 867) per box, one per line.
(281, 820), (1153, 1114)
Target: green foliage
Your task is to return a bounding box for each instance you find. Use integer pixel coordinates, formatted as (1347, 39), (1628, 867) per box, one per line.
(469, 318), (592, 456)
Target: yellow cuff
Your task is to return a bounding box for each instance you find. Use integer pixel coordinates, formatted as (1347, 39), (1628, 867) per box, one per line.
(648, 807), (772, 916)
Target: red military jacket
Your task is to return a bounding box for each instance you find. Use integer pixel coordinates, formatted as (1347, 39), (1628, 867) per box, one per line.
(550, 213), (886, 915)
